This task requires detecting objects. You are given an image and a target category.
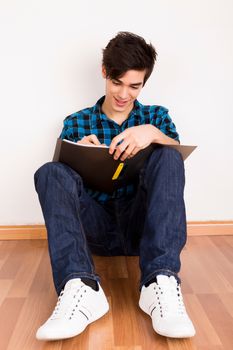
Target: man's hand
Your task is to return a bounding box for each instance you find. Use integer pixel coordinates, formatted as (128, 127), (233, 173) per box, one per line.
(77, 134), (103, 146)
(109, 125), (155, 161)
(109, 125), (179, 161)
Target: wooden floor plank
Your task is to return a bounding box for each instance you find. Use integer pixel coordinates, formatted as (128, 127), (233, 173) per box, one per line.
(41, 342), (62, 350)
(210, 236), (233, 263)
(0, 279), (13, 306)
(0, 241), (17, 259)
(217, 293), (233, 318)
(6, 295), (45, 350)
(183, 294), (221, 348)
(180, 237), (233, 294)
(167, 338), (197, 350)
(0, 236), (232, 349)
(179, 240), (213, 294)
(110, 278), (141, 347)
(0, 241), (32, 279)
(6, 248), (56, 350)
(195, 237), (233, 291)
(60, 321), (90, 350)
(113, 347), (142, 350)
(88, 297), (114, 350)
(0, 297), (25, 350)
(7, 240), (45, 298)
(197, 294), (233, 350)
(107, 256), (129, 279)
(0, 241), (17, 271)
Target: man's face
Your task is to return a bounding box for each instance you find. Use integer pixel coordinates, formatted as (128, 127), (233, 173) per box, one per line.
(102, 67), (146, 114)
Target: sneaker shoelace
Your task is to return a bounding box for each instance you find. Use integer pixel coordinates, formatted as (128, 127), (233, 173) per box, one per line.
(153, 279), (186, 318)
(51, 284), (87, 320)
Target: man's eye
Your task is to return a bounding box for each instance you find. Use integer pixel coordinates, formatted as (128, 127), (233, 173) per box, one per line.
(113, 81), (120, 85)
(131, 86), (139, 90)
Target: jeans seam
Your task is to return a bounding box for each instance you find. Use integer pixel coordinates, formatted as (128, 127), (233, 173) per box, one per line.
(57, 272), (100, 294)
(68, 176), (96, 276)
(140, 269), (180, 289)
(68, 171), (112, 256)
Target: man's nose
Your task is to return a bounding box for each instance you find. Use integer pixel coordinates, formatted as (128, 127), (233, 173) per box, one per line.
(118, 86), (129, 100)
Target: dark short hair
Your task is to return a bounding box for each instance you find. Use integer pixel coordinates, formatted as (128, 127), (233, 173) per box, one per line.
(102, 31), (157, 86)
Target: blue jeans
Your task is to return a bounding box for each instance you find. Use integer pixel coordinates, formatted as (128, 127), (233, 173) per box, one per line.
(34, 146), (187, 295)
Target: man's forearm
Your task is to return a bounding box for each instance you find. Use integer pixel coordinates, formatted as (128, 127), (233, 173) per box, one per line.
(150, 125), (180, 145)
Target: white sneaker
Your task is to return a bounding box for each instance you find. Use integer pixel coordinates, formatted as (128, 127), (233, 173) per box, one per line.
(36, 278), (109, 340)
(139, 275), (195, 338)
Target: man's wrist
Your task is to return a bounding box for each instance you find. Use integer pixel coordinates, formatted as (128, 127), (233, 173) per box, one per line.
(150, 125), (179, 145)
(150, 125), (165, 144)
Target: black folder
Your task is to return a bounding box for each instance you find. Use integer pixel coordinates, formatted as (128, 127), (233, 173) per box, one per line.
(53, 139), (196, 194)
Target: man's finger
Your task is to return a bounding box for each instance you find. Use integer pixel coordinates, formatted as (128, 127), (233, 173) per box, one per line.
(128, 147), (140, 159)
(109, 133), (126, 154)
(113, 139), (131, 160)
(88, 134), (101, 145)
(77, 135), (101, 146)
(120, 145), (136, 161)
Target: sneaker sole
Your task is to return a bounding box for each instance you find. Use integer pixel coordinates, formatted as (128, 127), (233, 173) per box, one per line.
(36, 304), (109, 341)
(139, 302), (195, 339)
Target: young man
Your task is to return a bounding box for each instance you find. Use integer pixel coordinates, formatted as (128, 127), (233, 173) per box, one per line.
(34, 32), (195, 340)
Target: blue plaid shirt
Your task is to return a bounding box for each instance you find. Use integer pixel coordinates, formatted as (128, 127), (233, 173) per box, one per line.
(60, 96), (179, 202)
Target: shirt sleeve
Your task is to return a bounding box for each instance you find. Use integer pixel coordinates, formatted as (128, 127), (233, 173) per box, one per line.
(59, 116), (75, 141)
(151, 106), (180, 142)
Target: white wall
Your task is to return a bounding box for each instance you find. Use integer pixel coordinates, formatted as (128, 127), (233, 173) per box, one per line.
(0, 0), (232, 224)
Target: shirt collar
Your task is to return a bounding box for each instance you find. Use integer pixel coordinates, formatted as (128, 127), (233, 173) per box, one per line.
(91, 95), (141, 128)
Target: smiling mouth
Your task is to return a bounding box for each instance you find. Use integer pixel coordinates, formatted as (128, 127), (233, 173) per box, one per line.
(114, 97), (129, 106)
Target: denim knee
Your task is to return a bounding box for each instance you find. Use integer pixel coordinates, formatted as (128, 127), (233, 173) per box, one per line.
(34, 161), (83, 195)
(35, 161), (69, 178)
(150, 146), (183, 166)
(145, 146), (184, 177)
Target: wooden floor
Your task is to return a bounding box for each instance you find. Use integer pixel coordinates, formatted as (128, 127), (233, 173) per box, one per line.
(0, 235), (232, 350)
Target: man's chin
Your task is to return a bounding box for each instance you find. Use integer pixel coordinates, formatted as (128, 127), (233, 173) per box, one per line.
(113, 105), (127, 111)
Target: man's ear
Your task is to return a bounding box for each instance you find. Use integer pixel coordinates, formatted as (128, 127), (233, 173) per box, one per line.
(102, 65), (107, 79)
